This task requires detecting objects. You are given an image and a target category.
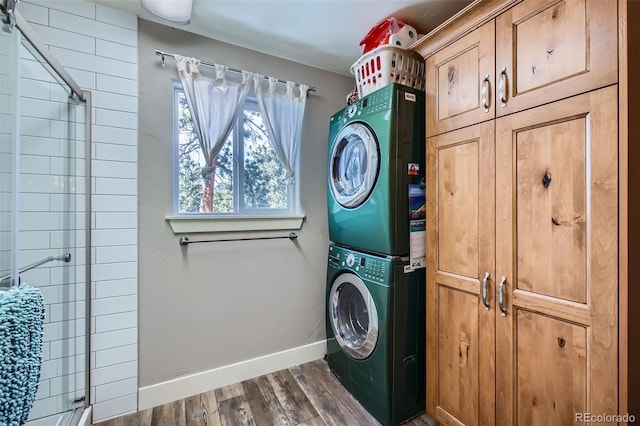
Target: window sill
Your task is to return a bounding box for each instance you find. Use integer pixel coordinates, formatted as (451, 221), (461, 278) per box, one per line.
(166, 214), (305, 234)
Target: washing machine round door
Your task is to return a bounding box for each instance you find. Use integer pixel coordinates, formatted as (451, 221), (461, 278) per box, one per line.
(329, 122), (380, 209)
(329, 273), (379, 360)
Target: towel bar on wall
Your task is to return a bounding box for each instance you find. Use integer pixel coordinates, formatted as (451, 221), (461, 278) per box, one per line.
(179, 232), (298, 246)
(0, 253), (72, 288)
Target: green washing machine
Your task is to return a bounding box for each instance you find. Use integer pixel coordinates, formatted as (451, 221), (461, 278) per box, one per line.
(327, 83), (425, 256)
(325, 244), (426, 425)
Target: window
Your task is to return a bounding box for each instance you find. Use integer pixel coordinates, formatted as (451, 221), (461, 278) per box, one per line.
(174, 86), (295, 216)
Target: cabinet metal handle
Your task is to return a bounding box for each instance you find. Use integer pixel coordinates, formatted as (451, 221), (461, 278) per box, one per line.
(482, 272), (490, 310)
(499, 275), (507, 317)
(481, 74), (490, 112)
(498, 67), (508, 107)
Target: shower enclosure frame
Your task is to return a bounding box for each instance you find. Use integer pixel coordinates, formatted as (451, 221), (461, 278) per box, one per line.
(1, 0), (93, 420)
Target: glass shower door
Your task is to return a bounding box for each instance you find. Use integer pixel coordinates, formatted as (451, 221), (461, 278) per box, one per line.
(1, 20), (88, 426)
(0, 10), (19, 289)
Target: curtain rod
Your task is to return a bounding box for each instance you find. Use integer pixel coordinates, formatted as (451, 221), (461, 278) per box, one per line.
(155, 49), (317, 93)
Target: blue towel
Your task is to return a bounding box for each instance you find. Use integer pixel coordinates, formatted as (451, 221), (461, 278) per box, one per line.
(0, 285), (45, 425)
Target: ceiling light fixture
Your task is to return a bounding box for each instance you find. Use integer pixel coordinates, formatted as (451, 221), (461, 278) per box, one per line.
(140, 0), (193, 25)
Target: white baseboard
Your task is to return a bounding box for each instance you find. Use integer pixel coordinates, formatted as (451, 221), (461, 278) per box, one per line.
(138, 340), (327, 410)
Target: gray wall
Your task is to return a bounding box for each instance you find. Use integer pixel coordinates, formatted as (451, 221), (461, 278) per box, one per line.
(138, 19), (353, 387)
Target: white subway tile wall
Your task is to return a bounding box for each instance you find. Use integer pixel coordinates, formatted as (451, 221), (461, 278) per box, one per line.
(91, 394), (138, 423)
(19, 1), (139, 422)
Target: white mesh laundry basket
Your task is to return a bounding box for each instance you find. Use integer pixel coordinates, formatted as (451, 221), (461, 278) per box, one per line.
(350, 45), (425, 98)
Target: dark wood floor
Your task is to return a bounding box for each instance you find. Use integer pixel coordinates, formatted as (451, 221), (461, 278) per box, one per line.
(95, 359), (436, 426)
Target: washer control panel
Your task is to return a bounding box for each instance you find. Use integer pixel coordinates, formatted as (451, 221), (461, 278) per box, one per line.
(345, 253), (356, 267)
(328, 245), (389, 283)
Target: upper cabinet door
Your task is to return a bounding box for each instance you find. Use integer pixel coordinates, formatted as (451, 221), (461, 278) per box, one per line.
(495, 0), (617, 117)
(426, 21), (495, 137)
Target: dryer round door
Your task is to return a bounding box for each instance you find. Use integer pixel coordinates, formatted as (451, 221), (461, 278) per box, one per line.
(329, 122), (380, 209)
(329, 272), (379, 360)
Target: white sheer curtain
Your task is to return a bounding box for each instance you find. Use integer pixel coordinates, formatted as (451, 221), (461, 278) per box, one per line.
(253, 75), (308, 184)
(175, 55), (252, 210)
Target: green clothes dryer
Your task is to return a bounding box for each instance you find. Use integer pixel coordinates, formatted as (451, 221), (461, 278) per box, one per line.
(325, 244), (426, 425)
(327, 83), (425, 256)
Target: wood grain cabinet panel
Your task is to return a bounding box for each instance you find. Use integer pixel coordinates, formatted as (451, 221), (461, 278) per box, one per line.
(426, 21), (495, 137)
(514, 118), (587, 303)
(426, 121), (495, 426)
(437, 141), (479, 278)
(427, 84), (619, 426)
(495, 0), (617, 116)
(495, 86), (619, 424)
(420, 0), (637, 422)
(515, 311), (587, 425)
(423, 0), (617, 137)
(436, 286), (479, 425)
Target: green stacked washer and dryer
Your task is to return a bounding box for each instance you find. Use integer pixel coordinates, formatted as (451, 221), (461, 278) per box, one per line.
(325, 83), (427, 425)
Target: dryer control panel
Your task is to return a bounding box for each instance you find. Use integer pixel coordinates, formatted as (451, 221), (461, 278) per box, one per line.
(363, 88), (392, 114)
(330, 84), (397, 125)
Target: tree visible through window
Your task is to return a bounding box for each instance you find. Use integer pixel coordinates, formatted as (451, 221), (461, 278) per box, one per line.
(176, 89), (289, 214)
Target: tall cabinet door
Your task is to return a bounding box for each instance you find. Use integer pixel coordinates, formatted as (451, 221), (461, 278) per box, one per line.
(426, 21), (495, 137)
(495, 0), (617, 117)
(426, 121), (495, 426)
(495, 86), (618, 424)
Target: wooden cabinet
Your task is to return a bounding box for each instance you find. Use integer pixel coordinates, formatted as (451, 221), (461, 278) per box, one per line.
(425, 0), (617, 137)
(495, 0), (617, 117)
(495, 86), (618, 424)
(426, 121), (495, 425)
(425, 21), (495, 137)
(416, 0), (638, 423)
(426, 85), (619, 426)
